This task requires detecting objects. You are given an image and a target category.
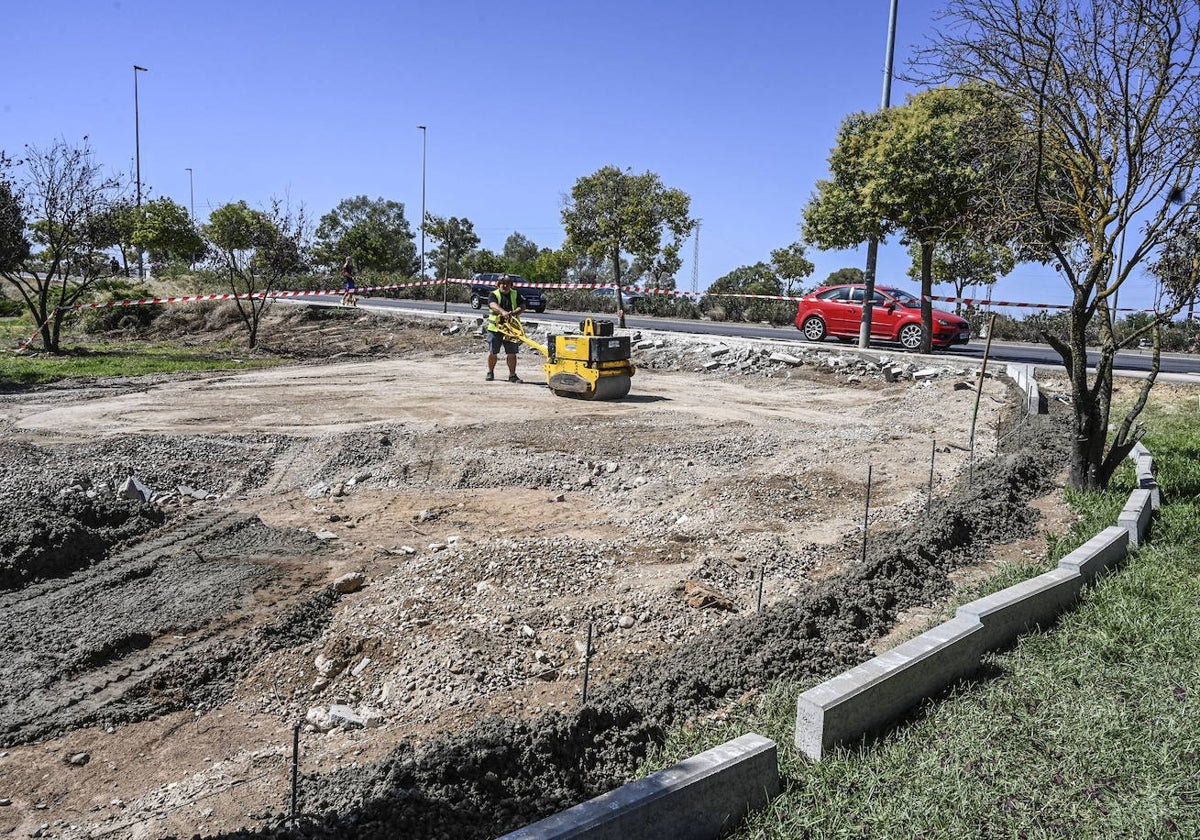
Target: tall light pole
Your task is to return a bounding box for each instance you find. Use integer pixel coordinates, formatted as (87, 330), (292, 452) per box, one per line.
(185, 167), (195, 220)
(418, 125), (427, 280)
(133, 64), (148, 278)
(858, 0), (898, 349)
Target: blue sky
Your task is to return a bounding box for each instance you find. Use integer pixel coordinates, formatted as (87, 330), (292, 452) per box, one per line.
(1, 0), (1159, 312)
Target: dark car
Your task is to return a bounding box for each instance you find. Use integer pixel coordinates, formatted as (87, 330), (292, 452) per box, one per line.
(794, 284), (970, 351)
(469, 273), (547, 313)
(592, 286), (645, 310)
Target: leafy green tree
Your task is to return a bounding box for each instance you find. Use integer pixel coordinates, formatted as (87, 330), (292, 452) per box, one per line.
(0, 139), (120, 353)
(203, 199), (309, 348)
(906, 237), (1015, 314)
(133, 197), (203, 269)
(312, 196), (416, 275)
(561, 166), (696, 326)
(805, 85), (1027, 352)
(529, 248), (574, 285)
(917, 0), (1200, 490)
(88, 199), (137, 276)
(0, 170), (30, 277)
(425, 215), (479, 282)
(706, 262), (796, 324)
(501, 231), (540, 267)
(466, 248), (505, 276)
(770, 242), (815, 296)
(825, 267), (864, 286)
(707, 263), (781, 297)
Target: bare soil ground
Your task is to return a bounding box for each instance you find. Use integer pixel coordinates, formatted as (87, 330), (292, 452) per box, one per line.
(0, 304), (1082, 839)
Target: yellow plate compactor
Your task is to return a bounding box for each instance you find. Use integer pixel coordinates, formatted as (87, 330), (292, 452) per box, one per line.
(495, 317), (635, 400)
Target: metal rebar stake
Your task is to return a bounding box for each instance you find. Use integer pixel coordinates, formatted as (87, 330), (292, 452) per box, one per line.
(927, 439), (936, 517)
(290, 722), (300, 821)
(861, 465), (873, 565)
(581, 622), (593, 706)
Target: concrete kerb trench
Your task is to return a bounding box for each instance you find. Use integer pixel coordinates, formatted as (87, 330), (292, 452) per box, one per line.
(488, 357), (1143, 838)
(794, 367), (1159, 761)
(497, 734), (779, 840)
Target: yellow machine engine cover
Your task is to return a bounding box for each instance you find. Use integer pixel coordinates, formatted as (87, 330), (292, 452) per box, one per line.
(549, 334), (629, 363)
(544, 332), (634, 400)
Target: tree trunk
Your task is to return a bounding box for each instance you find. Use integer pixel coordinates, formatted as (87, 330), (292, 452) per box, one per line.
(1063, 287), (1114, 491)
(919, 241), (934, 354)
(612, 245), (625, 329)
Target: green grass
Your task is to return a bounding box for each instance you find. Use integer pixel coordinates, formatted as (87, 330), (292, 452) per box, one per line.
(0, 340), (283, 387)
(643, 395), (1200, 839)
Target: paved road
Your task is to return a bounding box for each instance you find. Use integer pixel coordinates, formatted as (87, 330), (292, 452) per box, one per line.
(316, 294), (1200, 381)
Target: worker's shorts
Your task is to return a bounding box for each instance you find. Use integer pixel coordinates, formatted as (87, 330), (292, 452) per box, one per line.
(486, 330), (519, 355)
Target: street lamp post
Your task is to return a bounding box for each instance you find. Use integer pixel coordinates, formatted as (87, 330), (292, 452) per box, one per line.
(858, 0), (898, 349)
(185, 167), (196, 270)
(418, 125), (436, 310)
(133, 64), (148, 278)
(185, 167), (195, 220)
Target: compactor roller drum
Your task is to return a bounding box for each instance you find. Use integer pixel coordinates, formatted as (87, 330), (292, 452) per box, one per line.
(494, 317), (635, 400)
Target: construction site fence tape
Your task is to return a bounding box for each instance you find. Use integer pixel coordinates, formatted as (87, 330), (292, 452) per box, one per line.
(10, 276), (1156, 352)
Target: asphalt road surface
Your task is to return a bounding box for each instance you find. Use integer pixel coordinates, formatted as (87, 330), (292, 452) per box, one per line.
(322, 294), (1200, 381)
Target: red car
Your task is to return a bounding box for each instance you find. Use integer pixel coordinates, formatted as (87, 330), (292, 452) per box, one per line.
(794, 284), (970, 351)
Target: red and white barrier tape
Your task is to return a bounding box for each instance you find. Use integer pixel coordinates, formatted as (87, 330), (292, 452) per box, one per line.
(11, 276), (1143, 352)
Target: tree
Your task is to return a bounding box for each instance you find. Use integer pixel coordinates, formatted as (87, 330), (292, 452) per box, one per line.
(804, 85), (1028, 352)
(561, 166), (696, 326)
(0, 166), (31, 277)
(312, 196), (416, 275)
(466, 248), (505, 276)
(705, 250), (811, 324)
(825, 267), (864, 286)
(501, 231), (540, 267)
(707, 264), (781, 297)
(424, 215), (479, 282)
(914, 0), (1200, 490)
(906, 237), (1015, 314)
(529, 248), (574, 285)
(0, 139), (120, 353)
(770, 242), (815, 296)
(88, 199), (137, 276)
(133, 197), (203, 269)
(203, 199), (309, 349)
(1150, 210), (1200, 325)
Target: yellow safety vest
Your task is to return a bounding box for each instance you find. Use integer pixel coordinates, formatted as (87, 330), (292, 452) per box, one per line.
(487, 288), (521, 332)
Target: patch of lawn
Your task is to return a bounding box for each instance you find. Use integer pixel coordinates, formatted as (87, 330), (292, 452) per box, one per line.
(642, 394), (1200, 840)
(0, 341), (282, 388)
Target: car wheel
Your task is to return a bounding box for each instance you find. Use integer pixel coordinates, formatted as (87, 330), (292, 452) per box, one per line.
(534, 305), (546, 313)
(470, 296), (483, 310)
(898, 322), (923, 350)
(801, 316), (827, 342)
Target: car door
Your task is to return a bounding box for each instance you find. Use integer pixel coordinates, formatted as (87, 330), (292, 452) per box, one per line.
(868, 289), (899, 339)
(816, 286), (855, 333)
(835, 287), (869, 336)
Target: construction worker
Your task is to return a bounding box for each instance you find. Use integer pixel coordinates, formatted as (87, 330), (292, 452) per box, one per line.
(486, 274), (526, 382)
